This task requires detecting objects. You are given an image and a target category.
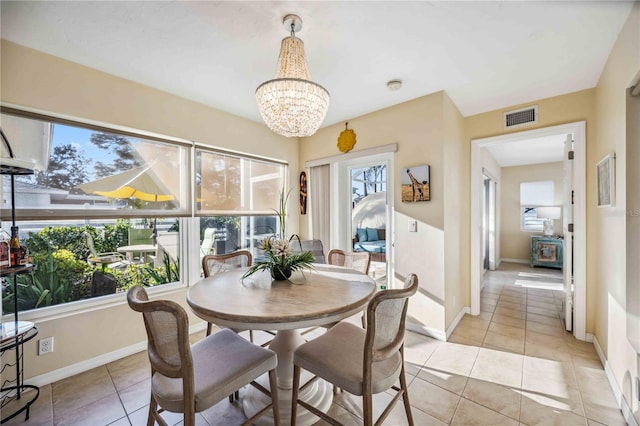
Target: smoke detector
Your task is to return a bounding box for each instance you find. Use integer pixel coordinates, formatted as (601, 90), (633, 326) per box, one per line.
(387, 79), (402, 91)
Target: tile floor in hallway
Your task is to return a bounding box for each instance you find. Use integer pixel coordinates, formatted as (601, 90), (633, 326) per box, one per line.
(3, 262), (627, 425)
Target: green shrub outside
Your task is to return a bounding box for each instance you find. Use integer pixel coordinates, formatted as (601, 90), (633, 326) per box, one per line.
(2, 221), (179, 313)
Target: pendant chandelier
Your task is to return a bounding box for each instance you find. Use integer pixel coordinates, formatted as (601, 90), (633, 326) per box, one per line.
(256, 14), (330, 138)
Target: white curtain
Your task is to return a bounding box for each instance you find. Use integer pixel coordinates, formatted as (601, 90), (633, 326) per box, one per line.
(309, 164), (330, 254)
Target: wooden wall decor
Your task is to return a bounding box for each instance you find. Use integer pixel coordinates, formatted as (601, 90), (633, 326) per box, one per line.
(337, 122), (356, 153)
(299, 171), (307, 214)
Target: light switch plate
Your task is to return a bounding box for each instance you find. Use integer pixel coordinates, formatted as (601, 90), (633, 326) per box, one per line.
(408, 220), (417, 232)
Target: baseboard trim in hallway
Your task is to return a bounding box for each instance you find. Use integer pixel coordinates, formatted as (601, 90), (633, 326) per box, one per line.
(593, 335), (639, 426)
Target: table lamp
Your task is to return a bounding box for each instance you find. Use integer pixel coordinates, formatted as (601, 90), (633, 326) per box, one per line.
(536, 206), (562, 236)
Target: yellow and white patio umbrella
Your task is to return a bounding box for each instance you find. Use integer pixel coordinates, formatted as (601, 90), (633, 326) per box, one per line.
(78, 164), (175, 202)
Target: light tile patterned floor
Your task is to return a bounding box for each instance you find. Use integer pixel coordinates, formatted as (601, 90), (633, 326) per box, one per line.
(3, 263), (627, 425)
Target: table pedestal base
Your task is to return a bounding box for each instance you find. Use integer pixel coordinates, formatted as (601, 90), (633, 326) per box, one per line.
(243, 329), (333, 425)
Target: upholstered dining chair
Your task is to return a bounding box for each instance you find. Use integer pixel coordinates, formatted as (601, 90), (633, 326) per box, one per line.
(327, 249), (371, 275)
(325, 249), (372, 329)
(127, 285), (280, 426)
(202, 251), (253, 338)
(290, 273), (419, 426)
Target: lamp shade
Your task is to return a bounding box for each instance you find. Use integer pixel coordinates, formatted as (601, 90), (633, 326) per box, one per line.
(256, 16), (330, 138)
(536, 206), (562, 219)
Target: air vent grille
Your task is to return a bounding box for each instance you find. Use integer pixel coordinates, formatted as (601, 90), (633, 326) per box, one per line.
(504, 106), (538, 128)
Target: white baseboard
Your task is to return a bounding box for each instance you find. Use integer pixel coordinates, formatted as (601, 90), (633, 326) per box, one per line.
(446, 306), (470, 339)
(500, 258), (529, 265)
(406, 322), (447, 341)
(592, 336), (639, 426)
(25, 322), (207, 388)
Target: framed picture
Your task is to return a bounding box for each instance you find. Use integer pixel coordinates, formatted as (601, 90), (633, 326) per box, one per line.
(401, 165), (430, 202)
(597, 153), (615, 207)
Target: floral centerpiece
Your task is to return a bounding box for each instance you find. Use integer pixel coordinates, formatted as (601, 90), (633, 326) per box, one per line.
(242, 188), (315, 281)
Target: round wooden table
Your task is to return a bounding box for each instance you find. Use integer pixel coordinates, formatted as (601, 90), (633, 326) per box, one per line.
(187, 263), (376, 425)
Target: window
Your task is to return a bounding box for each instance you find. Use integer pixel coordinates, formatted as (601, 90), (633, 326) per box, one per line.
(1, 110), (288, 314)
(1, 113), (190, 220)
(196, 148), (286, 275)
(196, 149), (285, 215)
(520, 180), (554, 232)
(198, 215), (278, 276)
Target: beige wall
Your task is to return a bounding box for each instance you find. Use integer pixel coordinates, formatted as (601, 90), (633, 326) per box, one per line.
(300, 92), (446, 233)
(442, 94), (469, 324)
(1, 40), (300, 379)
(593, 3), (639, 421)
(465, 89), (597, 332)
(300, 91), (468, 334)
(500, 162), (564, 262)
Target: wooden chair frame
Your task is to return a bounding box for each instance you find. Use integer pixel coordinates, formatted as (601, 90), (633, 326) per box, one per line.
(291, 274), (419, 426)
(127, 286), (280, 426)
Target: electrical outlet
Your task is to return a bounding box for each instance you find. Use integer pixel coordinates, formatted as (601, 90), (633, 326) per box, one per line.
(38, 337), (54, 355)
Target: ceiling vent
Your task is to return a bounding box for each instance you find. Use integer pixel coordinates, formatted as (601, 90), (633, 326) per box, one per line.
(504, 105), (538, 129)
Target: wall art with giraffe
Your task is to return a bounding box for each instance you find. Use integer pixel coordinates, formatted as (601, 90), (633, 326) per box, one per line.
(401, 165), (430, 202)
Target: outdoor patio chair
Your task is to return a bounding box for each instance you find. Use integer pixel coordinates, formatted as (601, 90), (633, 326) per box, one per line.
(291, 273), (419, 426)
(127, 286), (280, 426)
(200, 228), (216, 259)
(83, 231), (127, 270)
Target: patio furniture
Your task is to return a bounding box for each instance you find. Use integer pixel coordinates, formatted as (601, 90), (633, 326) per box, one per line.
(83, 231), (127, 270)
(200, 228), (217, 259)
(290, 273), (419, 426)
(127, 228), (154, 262)
(127, 285), (280, 426)
(152, 231), (178, 268)
(353, 228), (386, 263)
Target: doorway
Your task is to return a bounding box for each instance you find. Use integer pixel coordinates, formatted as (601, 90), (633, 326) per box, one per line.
(333, 151), (394, 289)
(351, 163), (388, 283)
(470, 122), (587, 340)
(482, 172), (497, 272)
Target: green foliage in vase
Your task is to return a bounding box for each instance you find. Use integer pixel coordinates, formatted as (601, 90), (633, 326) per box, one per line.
(242, 187), (315, 280)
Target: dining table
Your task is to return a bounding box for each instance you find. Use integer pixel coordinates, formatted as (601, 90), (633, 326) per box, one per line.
(187, 263), (376, 425)
(116, 244), (157, 262)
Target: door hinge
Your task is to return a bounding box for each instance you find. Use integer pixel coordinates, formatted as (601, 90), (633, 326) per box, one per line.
(568, 150), (574, 160)
(568, 223), (574, 232)
(572, 190), (574, 205)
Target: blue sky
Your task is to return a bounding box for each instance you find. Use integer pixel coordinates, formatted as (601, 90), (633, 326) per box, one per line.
(52, 124), (117, 181)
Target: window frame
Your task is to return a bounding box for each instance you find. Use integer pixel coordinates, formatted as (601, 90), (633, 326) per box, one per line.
(1, 107), (193, 221)
(1, 107), (289, 321)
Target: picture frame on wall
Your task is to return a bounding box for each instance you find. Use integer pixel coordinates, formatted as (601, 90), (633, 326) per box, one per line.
(596, 153), (615, 207)
(401, 165), (430, 202)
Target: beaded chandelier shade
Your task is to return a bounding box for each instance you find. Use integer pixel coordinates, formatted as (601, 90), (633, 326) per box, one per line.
(256, 15), (330, 138)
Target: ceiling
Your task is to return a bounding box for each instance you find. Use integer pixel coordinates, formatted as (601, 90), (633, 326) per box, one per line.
(0, 1), (634, 130)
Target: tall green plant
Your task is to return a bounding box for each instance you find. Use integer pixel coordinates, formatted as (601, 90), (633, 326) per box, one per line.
(2, 249), (78, 312)
(145, 252), (179, 285)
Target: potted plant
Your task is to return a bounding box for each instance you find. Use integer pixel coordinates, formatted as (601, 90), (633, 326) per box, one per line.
(243, 188), (315, 281)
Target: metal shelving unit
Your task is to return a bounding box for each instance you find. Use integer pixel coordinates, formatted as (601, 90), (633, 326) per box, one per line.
(0, 164), (40, 423)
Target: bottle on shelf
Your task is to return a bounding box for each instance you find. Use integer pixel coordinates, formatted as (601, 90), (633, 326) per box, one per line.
(9, 226), (21, 267)
(0, 229), (9, 270)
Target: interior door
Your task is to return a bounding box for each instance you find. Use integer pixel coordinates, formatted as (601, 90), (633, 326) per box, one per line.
(562, 133), (574, 331)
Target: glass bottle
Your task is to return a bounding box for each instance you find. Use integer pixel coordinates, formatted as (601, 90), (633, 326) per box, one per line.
(9, 226), (21, 267)
(0, 229), (9, 270)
